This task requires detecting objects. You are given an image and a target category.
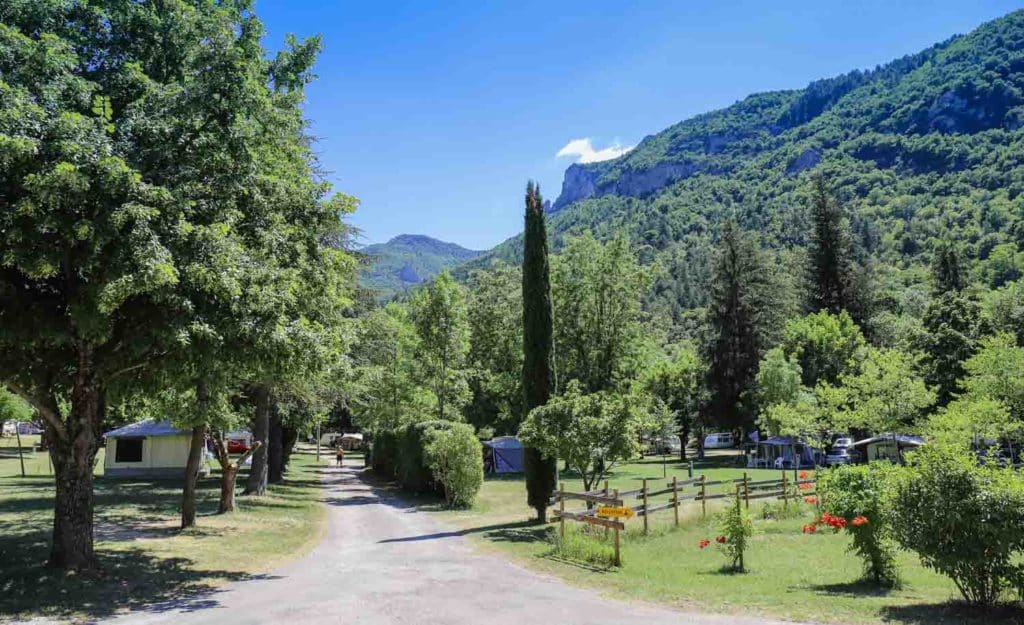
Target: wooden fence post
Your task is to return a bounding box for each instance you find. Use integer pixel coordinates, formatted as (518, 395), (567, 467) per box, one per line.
(559, 481), (565, 539)
(672, 476), (679, 527)
(642, 478), (649, 535)
(613, 488), (621, 567)
(700, 474), (707, 518)
(742, 471), (750, 509)
(603, 480), (610, 539)
(688, 461), (694, 478)
(781, 471), (789, 509)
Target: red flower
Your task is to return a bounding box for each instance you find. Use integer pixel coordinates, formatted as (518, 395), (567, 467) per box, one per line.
(801, 522), (818, 534)
(716, 535), (727, 544)
(852, 515), (869, 527)
(803, 496), (818, 505)
(798, 482), (813, 491)
(799, 471), (810, 479)
(699, 539), (710, 550)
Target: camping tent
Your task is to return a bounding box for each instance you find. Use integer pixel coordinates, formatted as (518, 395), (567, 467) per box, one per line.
(851, 434), (924, 463)
(483, 436), (524, 474)
(103, 420), (210, 478)
(748, 436), (817, 469)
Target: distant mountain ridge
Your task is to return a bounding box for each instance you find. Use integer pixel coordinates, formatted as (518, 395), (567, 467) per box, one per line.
(464, 9), (1024, 323)
(360, 234), (483, 300)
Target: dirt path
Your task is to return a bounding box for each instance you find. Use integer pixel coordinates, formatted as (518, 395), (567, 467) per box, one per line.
(104, 466), (808, 625)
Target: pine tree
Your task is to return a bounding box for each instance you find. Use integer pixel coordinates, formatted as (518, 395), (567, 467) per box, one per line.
(522, 182), (557, 522)
(806, 175), (866, 321)
(704, 219), (770, 430)
(920, 243), (980, 406)
(931, 241), (967, 295)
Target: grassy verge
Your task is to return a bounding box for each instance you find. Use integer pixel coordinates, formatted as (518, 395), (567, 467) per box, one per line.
(421, 451), (1023, 625)
(0, 445), (328, 622)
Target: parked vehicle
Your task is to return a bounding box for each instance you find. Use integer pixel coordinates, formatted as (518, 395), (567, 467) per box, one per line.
(824, 446), (859, 466)
(832, 437), (853, 449)
(651, 437), (682, 455)
(704, 432), (735, 449)
(227, 438), (250, 454)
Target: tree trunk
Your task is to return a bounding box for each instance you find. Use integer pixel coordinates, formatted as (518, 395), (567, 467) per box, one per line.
(219, 465), (238, 513)
(244, 385), (270, 496)
(267, 403), (283, 484)
(181, 425), (206, 529)
(281, 426), (298, 473)
(48, 365), (104, 571)
(679, 431), (688, 461)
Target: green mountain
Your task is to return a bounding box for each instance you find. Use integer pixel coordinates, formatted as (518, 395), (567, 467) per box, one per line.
(473, 10), (1024, 325)
(360, 234), (483, 299)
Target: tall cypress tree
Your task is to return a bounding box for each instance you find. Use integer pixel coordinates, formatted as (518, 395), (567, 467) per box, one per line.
(931, 240), (968, 295)
(704, 219), (769, 430)
(806, 175), (863, 321)
(522, 181), (557, 522)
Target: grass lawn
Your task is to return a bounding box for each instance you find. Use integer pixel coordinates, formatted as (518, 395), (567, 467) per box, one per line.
(0, 443), (329, 622)
(422, 450), (1024, 625)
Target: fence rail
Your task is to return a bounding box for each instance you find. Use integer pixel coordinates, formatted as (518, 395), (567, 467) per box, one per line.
(550, 471), (818, 566)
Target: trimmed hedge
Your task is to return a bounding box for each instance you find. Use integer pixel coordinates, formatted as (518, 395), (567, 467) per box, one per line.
(370, 421), (483, 504)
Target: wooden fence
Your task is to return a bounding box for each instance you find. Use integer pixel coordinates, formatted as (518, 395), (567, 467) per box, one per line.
(549, 471), (817, 567)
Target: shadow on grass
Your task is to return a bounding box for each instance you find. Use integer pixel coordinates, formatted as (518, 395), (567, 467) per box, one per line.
(880, 601), (1024, 625)
(810, 579), (896, 598)
(0, 528), (276, 620)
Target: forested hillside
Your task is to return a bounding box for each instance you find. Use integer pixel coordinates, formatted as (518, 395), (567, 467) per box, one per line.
(361, 234), (482, 300)
(475, 10), (1024, 329)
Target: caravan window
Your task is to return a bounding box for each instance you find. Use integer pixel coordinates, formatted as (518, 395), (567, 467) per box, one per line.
(115, 437), (144, 463)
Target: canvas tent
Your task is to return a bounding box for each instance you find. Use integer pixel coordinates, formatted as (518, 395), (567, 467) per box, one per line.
(483, 436), (524, 474)
(104, 420), (210, 478)
(851, 434), (924, 463)
(747, 436), (817, 469)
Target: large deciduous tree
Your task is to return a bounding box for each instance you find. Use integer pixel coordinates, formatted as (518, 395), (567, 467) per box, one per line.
(0, 1), (354, 564)
(522, 182), (556, 522)
(410, 271), (470, 421)
(640, 346), (705, 459)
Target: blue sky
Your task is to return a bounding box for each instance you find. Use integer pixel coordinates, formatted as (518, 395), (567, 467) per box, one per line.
(256, 0), (1022, 250)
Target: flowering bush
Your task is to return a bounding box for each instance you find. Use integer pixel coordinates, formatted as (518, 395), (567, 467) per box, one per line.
(892, 443), (1024, 605)
(699, 496), (754, 572)
(818, 463), (900, 587)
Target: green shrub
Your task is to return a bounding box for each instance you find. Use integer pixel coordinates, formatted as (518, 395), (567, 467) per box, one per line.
(422, 422), (483, 508)
(891, 443), (1024, 605)
(818, 463), (901, 587)
(371, 430), (398, 476)
(706, 493), (753, 572)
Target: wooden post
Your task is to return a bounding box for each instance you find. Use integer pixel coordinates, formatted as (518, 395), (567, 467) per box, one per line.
(642, 478), (649, 535)
(688, 461), (694, 478)
(603, 480), (610, 539)
(559, 481), (565, 539)
(700, 474), (707, 517)
(781, 470), (789, 509)
(742, 471), (750, 509)
(613, 487), (621, 567)
(15, 422), (26, 478)
(672, 476), (679, 527)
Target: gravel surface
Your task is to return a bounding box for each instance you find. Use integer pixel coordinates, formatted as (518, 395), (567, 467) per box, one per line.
(97, 465), (812, 625)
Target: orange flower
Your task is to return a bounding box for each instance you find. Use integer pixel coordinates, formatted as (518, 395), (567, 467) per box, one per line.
(699, 538), (711, 549)
(798, 482), (813, 491)
(799, 471), (809, 479)
(852, 515), (869, 527)
(803, 496), (818, 505)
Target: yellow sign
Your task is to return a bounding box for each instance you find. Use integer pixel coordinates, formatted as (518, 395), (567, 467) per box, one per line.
(596, 505), (634, 519)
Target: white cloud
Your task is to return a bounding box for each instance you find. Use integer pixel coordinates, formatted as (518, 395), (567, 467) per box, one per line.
(556, 138), (633, 164)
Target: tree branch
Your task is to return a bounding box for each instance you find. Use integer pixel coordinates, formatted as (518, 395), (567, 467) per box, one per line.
(232, 440), (262, 471)
(4, 380), (67, 442)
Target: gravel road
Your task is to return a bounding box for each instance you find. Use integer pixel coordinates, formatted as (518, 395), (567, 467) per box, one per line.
(100, 465), (810, 625)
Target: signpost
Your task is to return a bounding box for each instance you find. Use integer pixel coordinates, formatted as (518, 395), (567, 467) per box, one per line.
(596, 505), (634, 519)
